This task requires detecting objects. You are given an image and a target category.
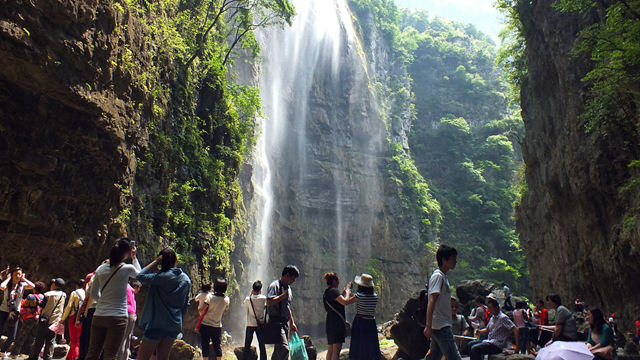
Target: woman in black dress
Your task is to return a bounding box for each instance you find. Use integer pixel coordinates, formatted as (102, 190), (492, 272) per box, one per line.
(323, 272), (355, 360)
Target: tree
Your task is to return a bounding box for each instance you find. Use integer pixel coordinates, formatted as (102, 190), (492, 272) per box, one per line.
(185, 0), (296, 68)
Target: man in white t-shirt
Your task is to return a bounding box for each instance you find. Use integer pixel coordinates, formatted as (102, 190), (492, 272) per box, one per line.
(242, 280), (267, 360)
(424, 244), (462, 360)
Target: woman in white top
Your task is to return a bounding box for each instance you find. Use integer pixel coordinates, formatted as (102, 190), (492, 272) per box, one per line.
(85, 238), (141, 360)
(242, 280), (267, 360)
(0, 266), (35, 352)
(199, 278), (230, 360)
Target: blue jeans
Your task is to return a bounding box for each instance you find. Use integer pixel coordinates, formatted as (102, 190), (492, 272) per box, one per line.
(469, 340), (502, 360)
(426, 327), (462, 360)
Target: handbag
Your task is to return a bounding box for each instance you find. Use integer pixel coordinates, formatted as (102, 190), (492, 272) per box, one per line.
(39, 293), (63, 325)
(49, 321), (65, 335)
(325, 299), (351, 337)
(288, 333), (309, 360)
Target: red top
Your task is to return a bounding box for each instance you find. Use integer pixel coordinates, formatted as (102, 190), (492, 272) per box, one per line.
(535, 308), (548, 325)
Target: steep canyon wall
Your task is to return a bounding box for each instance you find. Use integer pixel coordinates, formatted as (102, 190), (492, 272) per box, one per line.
(517, 0), (640, 326)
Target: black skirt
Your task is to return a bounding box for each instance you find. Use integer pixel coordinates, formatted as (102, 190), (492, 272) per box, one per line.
(326, 311), (346, 344)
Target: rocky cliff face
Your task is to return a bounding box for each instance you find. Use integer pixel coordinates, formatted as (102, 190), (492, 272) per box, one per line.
(233, 0), (435, 335)
(0, 0), (152, 278)
(517, 0), (640, 326)
(0, 0), (244, 290)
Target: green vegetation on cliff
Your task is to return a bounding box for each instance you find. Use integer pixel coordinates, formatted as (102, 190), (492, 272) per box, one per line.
(349, 0), (528, 293)
(112, 0), (293, 279)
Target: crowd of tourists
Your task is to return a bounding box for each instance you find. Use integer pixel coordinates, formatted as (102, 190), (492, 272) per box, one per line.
(420, 244), (626, 360)
(0, 238), (191, 360)
(1, 240), (634, 360)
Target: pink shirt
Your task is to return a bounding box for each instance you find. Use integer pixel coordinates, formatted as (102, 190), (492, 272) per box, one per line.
(126, 285), (136, 316)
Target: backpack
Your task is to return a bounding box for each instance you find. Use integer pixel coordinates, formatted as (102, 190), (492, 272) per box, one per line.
(481, 305), (490, 325)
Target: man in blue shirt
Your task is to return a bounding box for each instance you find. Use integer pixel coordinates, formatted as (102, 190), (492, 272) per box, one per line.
(267, 265), (299, 360)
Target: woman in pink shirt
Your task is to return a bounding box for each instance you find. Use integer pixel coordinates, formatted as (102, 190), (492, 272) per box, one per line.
(512, 301), (529, 354)
(117, 281), (141, 360)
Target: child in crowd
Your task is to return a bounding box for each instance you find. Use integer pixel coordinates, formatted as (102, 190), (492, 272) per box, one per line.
(199, 278), (230, 360)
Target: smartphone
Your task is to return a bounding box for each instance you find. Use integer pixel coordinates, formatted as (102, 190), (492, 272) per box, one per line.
(130, 240), (136, 248)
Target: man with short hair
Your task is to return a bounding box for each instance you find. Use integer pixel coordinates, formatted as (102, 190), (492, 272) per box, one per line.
(542, 294), (577, 342)
(424, 244), (462, 360)
(267, 265), (299, 360)
(468, 297), (519, 360)
(28, 278), (67, 360)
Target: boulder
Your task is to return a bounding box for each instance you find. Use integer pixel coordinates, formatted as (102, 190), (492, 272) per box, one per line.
(379, 320), (397, 339)
(169, 339), (203, 360)
(234, 346), (257, 360)
(457, 280), (498, 305)
(53, 344), (70, 359)
(488, 354), (535, 360)
(339, 349), (349, 360)
(380, 345), (397, 360)
(303, 335), (317, 360)
(456, 280), (525, 316)
(389, 291), (429, 360)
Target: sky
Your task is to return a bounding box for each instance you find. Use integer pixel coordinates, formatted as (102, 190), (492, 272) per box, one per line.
(393, 0), (505, 44)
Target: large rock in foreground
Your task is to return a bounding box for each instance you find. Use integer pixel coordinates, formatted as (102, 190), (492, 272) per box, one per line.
(169, 340), (203, 360)
(389, 291), (429, 360)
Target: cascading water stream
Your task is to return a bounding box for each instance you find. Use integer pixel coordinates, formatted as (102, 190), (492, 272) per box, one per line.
(248, 0), (358, 285)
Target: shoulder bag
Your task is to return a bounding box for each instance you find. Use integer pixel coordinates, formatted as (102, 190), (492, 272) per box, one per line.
(249, 295), (269, 339)
(325, 298), (351, 337)
(40, 293), (64, 325)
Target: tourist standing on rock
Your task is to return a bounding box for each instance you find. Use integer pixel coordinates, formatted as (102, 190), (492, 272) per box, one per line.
(266, 265), (300, 360)
(468, 297), (519, 360)
(242, 280), (266, 360)
(0, 266), (35, 350)
(348, 273), (381, 360)
(77, 271), (97, 360)
(323, 272), (356, 360)
(541, 294), (578, 343)
(512, 301), (529, 354)
(85, 238), (141, 360)
(7, 281), (45, 358)
(423, 244), (462, 360)
(136, 248), (191, 360)
(502, 283), (513, 311)
(117, 280), (141, 360)
(27, 278), (67, 360)
(586, 308), (615, 360)
(62, 279), (86, 360)
(199, 278), (230, 360)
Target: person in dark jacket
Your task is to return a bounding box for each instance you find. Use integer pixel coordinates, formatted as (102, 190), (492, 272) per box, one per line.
(136, 248), (191, 360)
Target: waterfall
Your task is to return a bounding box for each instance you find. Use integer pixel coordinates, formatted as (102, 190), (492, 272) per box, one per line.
(248, 0), (360, 284)
(237, 0), (398, 334)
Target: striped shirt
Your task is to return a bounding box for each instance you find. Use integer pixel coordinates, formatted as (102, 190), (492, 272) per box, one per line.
(355, 292), (377, 317)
